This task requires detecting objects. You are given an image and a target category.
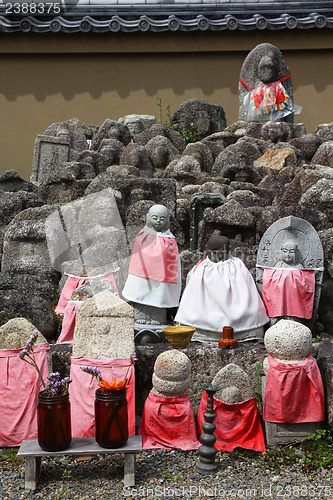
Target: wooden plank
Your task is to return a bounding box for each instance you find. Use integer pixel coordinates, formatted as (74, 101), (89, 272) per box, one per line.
(18, 435), (142, 458)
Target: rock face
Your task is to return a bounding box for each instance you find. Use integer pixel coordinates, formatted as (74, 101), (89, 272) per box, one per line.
(264, 319), (313, 363)
(72, 290), (135, 359)
(152, 350), (191, 397)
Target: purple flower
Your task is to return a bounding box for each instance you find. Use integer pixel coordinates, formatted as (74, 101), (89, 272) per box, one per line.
(130, 353), (138, 364)
(80, 366), (102, 382)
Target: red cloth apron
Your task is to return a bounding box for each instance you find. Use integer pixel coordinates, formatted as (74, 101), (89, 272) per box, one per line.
(263, 354), (325, 423)
(262, 268), (315, 319)
(0, 343), (49, 446)
(56, 301), (83, 344)
(197, 393), (266, 452)
(138, 391), (200, 450)
(69, 357), (135, 438)
(55, 273), (118, 315)
(129, 230), (179, 284)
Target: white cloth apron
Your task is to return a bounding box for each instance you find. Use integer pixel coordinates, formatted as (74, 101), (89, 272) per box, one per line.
(175, 257), (268, 339)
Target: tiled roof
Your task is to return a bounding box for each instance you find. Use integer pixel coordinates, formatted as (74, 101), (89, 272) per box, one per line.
(0, 0), (332, 33)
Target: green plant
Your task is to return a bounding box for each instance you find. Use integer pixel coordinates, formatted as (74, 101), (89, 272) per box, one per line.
(55, 486), (68, 499)
(0, 448), (23, 469)
(157, 96), (199, 144)
(62, 468), (72, 480)
(312, 335), (322, 342)
(300, 426), (333, 472)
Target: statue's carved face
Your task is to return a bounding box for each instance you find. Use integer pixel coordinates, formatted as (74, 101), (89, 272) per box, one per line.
(147, 205), (170, 232)
(280, 240), (298, 265)
(257, 55), (276, 84)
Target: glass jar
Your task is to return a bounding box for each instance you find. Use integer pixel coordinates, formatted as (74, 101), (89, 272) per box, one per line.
(37, 391), (71, 452)
(95, 388), (128, 448)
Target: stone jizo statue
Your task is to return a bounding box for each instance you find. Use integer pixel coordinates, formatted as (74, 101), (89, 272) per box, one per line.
(256, 216), (324, 329)
(175, 235), (268, 342)
(122, 204), (181, 328)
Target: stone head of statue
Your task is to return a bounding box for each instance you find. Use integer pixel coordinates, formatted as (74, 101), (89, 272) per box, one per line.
(277, 240), (302, 268)
(257, 53), (276, 84)
(146, 204), (170, 233)
(204, 235), (230, 263)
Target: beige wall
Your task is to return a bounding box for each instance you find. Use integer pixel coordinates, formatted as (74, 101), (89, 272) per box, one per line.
(0, 29), (332, 180)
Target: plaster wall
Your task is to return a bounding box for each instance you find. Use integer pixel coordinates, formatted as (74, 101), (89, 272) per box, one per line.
(0, 29), (332, 180)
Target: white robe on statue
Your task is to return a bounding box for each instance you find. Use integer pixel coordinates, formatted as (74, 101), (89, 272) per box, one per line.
(122, 227), (181, 308)
(175, 256), (268, 341)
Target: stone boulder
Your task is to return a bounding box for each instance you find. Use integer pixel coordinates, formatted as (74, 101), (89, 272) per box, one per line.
(72, 290), (135, 359)
(172, 98), (227, 140)
(202, 130), (239, 160)
(152, 350), (191, 397)
(212, 139), (262, 184)
(0, 170), (39, 193)
(290, 134), (323, 162)
(118, 114), (156, 137)
(226, 189), (269, 208)
(164, 156), (202, 186)
(278, 168), (333, 207)
(0, 287), (57, 340)
(311, 141), (333, 167)
(90, 118), (131, 151)
(300, 178), (333, 223)
(253, 148), (298, 178)
(264, 320), (313, 363)
(0, 317), (52, 371)
(145, 135), (180, 170)
(198, 199), (256, 250)
(44, 117), (95, 160)
(120, 143), (155, 177)
(315, 122), (333, 142)
(212, 363), (255, 403)
(133, 123), (186, 154)
(182, 142), (215, 174)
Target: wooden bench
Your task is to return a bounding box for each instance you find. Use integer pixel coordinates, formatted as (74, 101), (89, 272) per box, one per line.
(17, 435), (142, 491)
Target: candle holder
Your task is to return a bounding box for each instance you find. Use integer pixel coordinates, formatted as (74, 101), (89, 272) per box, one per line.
(219, 326), (238, 349)
(196, 384), (220, 474)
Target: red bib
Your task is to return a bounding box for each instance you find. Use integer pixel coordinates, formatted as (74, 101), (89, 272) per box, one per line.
(129, 230), (179, 284)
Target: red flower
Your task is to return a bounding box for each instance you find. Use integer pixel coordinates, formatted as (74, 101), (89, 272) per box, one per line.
(98, 379), (129, 391)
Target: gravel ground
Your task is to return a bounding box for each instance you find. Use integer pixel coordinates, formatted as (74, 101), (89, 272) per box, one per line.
(1, 447), (332, 500)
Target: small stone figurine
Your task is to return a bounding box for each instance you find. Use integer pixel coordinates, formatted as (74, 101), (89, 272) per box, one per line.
(122, 204), (181, 334)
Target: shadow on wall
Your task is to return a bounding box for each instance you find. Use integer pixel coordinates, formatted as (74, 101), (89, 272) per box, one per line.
(1, 52), (243, 103)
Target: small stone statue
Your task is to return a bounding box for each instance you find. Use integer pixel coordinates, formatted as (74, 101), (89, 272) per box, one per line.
(122, 204), (181, 331)
(175, 235), (268, 342)
(262, 319), (325, 435)
(257, 216), (324, 329)
(238, 43), (295, 123)
(138, 350), (200, 450)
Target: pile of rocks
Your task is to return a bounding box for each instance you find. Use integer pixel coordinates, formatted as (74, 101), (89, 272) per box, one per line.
(1, 101), (333, 340)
